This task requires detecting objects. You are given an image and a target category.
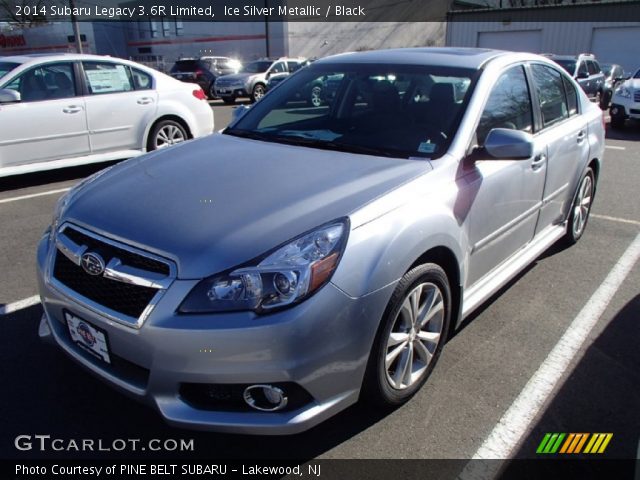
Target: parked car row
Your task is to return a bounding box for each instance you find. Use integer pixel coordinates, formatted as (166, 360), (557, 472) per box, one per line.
(0, 54), (214, 177)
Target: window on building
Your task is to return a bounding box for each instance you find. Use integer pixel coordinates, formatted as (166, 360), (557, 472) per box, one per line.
(149, 20), (158, 38)
(175, 20), (184, 36)
(162, 18), (171, 37)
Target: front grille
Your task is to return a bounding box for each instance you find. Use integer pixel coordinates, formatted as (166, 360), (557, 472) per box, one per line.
(63, 228), (169, 275)
(51, 224), (175, 324)
(215, 79), (235, 87)
(634, 91), (640, 102)
(54, 253), (157, 318)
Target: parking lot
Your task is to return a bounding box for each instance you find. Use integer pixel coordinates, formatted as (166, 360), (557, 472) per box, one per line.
(1, 101), (639, 462)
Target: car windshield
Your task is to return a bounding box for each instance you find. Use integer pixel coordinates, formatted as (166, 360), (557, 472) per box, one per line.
(554, 60), (576, 75)
(0, 62), (19, 79)
(634, 69), (640, 79)
(225, 63), (478, 159)
(241, 61), (272, 73)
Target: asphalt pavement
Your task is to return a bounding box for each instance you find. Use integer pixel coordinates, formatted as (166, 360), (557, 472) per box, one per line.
(0, 105), (638, 464)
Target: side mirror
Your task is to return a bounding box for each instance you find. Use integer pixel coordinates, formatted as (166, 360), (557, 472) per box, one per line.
(0, 89), (21, 103)
(230, 104), (251, 123)
(484, 128), (533, 160)
(577, 71), (589, 79)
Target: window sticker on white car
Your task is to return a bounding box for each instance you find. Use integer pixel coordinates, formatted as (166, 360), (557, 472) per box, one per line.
(418, 141), (436, 153)
(86, 65), (131, 94)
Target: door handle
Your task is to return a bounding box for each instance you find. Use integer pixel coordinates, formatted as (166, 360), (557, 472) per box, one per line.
(531, 153), (546, 170)
(137, 97), (154, 105)
(577, 130), (586, 143)
(62, 105), (83, 114)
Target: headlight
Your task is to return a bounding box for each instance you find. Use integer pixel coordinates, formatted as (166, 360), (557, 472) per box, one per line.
(614, 86), (631, 99)
(179, 219), (349, 314)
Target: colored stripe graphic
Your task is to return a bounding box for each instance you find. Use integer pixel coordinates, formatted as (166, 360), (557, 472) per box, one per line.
(539, 433), (613, 454)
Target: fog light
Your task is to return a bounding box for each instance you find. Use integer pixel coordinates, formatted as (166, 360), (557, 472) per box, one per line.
(243, 385), (288, 412)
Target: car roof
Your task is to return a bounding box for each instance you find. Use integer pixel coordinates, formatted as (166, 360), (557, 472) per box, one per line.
(545, 53), (595, 60)
(1, 53), (131, 65)
(314, 47), (510, 69)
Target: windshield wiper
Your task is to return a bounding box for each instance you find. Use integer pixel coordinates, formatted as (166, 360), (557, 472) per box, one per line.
(223, 128), (271, 141)
(225, 129), (410, 158)
(268, 134), (408, 158)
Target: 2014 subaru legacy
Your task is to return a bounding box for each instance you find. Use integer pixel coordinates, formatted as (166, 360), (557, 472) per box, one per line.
(37, 48), (604, 434)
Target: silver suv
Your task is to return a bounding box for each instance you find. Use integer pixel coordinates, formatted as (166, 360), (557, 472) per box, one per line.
(545, 53), (605, 104)
(214, 57), (307, 104)
(37, 48), (604, 434)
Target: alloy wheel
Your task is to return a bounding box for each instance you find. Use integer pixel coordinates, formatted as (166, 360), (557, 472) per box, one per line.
(385, 282), (444, 390)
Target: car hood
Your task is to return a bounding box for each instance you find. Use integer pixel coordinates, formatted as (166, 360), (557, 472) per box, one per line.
(217, 73), (256, 83)
(625, 78), (640, 89)
(64, 134), (430, 279)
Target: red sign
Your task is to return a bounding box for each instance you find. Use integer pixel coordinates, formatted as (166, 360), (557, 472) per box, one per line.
(0, 34), (27, 49)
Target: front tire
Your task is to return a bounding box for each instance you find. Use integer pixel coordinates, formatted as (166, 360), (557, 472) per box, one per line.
(563, 167), (595, 245)
(610, 116), (625, 130)
(251, 83), (266, 103)
(208, 83), (218, 100)
(363, 263), (451, 406)
(309, 85), (323, 107)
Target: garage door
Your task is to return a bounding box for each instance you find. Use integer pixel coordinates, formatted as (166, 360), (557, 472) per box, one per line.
(591, 27), (640, 75)
(477, 30), (542, 53)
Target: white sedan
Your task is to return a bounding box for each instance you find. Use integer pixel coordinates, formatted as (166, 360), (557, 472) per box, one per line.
(0, 54), (214, 177)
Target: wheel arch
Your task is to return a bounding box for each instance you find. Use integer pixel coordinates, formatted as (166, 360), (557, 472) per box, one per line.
(408, 246), (462, 335)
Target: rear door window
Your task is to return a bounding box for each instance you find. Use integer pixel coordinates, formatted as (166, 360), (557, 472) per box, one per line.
(531, 64), (569, 128)
(83, 62), (134, 95)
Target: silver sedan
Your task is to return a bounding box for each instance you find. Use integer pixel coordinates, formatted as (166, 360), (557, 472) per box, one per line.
(37, 48), (604, 434)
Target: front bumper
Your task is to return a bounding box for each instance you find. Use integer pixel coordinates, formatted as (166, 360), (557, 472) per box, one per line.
(36, 230), (393, 434)
(214, 87), (247, 98)
(610, 100), (640, 120)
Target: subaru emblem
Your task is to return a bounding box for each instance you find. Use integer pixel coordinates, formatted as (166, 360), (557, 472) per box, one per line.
(81, 252), (105, 276)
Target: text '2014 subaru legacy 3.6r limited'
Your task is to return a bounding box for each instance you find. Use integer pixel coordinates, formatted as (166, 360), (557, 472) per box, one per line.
(37, 48), (604, 434)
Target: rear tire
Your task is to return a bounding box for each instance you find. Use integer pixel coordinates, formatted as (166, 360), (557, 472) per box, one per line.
(148, 120), (188, 151)
(563, 167), (595, 245)
(362, 263), (451, 407)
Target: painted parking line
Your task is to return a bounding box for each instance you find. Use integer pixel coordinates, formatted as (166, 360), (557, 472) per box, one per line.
(459, 231), (640, 477)
(591, 214), (640, 226)
(0, 295), (40, 316)
(605, 145), (626, 150)
(0, 187), (70, 205)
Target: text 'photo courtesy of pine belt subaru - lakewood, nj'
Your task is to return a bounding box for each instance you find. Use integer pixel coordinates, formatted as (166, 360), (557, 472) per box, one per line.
(0, 54), (214, 178)
(36, 48), (604, 435)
